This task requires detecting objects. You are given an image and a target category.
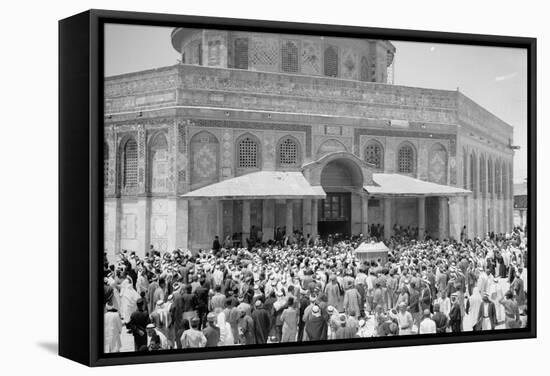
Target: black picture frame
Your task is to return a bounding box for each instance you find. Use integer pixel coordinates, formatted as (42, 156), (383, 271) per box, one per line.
(59, 9), (537, 367)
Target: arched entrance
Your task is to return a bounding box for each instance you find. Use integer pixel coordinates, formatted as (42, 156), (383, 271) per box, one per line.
(318, 158), (364, 237)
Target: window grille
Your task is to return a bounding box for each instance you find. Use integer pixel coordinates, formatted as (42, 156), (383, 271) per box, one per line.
(278, 138), (298, 166)
(123, 139), (138, 189)
(324, 46), (338, 77)
(398, 145), (414, 173)
(238, 137), (258, 168)
(281, 40), (299, 73)
(234, 38), (248, 69)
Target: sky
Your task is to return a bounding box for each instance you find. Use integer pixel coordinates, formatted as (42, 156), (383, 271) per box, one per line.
(104, 24), (528, 183)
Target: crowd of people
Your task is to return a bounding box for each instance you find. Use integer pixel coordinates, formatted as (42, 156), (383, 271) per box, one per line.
(103, 226), (528, 353)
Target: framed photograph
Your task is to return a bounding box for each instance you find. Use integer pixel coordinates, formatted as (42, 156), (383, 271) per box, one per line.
(59, 9), (536, 366)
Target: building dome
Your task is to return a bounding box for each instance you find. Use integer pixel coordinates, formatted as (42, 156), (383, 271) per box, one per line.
(171, 27), (396, 83)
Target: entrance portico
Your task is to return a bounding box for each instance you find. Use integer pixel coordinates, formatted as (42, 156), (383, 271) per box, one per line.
(181, 152), (471, 250)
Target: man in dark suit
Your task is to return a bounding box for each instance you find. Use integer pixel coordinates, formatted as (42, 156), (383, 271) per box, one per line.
(127, 298), (150, 351)
(475, 293), (497, 330)
(448, 292), (462, 333)
(202, 313), (220, 347)
(212, 235), (221, 255)
(251, 300), (272, 344)
(432, 303), (448, 333)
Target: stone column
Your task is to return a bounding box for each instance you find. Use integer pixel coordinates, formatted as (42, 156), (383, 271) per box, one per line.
(418, 197), (426, 240)
(104, 198), (121, 264)
(311, 200), (318, 239)
(176, 199), (189, 251)
(519, 210), (524, 228)
(242, 200), (251, 246)
(383, 197), (392, 239)
(361, 196), (369, 236)
(302, 199), (312, 237)
(217, 200), (224, 239)
(448, 196), (461, 241)
(136, 196), (151, 257)
(262, 199), (275, 242)
(438, 197), (449, 240)
(285, 199), (294, 235)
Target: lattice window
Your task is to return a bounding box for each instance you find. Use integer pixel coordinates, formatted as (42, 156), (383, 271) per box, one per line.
(324, 46), (338, 77)
(238, 137), (258, 168)
(234, 38), (248, 69)
(250, 38), (278, 69)
(281, 40), (299, 73)
(104, 143), (109, 188)
(398, 145), (414, 173)
(365, 142), (383, 169)
(360, 56), (369, 81)
(150, 133), (169, 193)
(187, 40), (203, 65)
(278, 137), (298, 166)
(123, 138), (138, 190)
(208, 40), (221, 66)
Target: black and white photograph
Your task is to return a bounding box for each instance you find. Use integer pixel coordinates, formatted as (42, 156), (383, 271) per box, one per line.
(102, 22), (530, 355)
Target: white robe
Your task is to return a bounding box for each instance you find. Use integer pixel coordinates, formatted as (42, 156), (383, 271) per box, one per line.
(119, 279), (140, 322)
(216, 311), (234, 346)
(466, 288), (482, 331)
(488, 277), (506, 323)
(104, 311), (122, 353)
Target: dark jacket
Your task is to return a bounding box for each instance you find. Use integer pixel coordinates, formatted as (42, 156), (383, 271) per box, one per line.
(305, 315), (328, 341)
(251, 307), (272, 344)
(475, 301), (497, 330)
(203, 325), (220, 347)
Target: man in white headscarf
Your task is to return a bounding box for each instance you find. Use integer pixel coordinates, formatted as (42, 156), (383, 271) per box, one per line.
(104, 303), (122, 353)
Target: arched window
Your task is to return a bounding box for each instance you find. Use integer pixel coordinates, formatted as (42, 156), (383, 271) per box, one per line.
(324, 46), (338, 77)
(397, 144), (415, 173)
(121, 137), (138, 191)
(503, 162), (508, 199)
(104, 142), (109, 189)
(428, 143), (448, 184)
(469, 153), (477, 196)
(149, 132), (169, 193)
(237, 135), (259, 169)
(360, 56), (369, 81)
(277, 136), (300, 167)
(281, 40), (299, 73)
(190, 131), (219, 187)
(234, 38), (248, 69)
(364, 140), (383, 170)
(495, 161), (501, 197)
(480, 155), (486, 197)
(488, 158), (494, 195)
(462, 149), (467, 189)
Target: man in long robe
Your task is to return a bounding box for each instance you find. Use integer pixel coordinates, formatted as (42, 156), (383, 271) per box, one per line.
(251, 300), (271, 344)
(104, 304), (122, 353)
(448, 293), (462, 333)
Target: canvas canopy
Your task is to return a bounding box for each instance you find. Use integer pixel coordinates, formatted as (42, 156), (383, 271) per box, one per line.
(180, 171), (326, 200)
(365, 173), (471, 197)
